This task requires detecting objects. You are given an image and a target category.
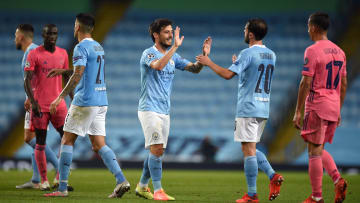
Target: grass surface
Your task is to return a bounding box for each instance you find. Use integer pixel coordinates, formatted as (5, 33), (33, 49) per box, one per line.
(0, 169), (359, 202)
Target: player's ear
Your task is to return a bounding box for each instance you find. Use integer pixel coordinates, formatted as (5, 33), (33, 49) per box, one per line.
(153, 32), (159, 41)
(249, 32), (255, 40)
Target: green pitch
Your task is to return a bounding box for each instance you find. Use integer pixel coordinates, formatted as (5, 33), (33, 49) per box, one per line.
(0, 169), (359, 202)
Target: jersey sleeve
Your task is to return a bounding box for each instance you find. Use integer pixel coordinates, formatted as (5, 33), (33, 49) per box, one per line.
(228, 50), (251, 74)
(174, 53), (190, 71)
(302, 47), (316, 77)
(73, 45), (87, 67)
(142, 49), (160, 68)
(24, 49), (36, 72)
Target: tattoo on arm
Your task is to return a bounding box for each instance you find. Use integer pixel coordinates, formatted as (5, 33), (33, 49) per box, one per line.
(59, 66), (84, 98)
(24, 71), (36, 104)
(185, 62), (203, 73)
(63, 69), (74, 78)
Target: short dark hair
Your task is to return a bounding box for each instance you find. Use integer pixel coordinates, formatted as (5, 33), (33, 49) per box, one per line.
(247, 18), (268, 41)
(17, 24), (34, 39)
(149, 18), (172, 42)
(309, 12), (330, 31)
(76, 13), (95, 33)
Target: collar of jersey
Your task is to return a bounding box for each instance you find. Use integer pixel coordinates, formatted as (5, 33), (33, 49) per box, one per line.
(152, 44), (170, 54)
(26, 43), (35, 52)
(250, 44), (266, 48)
(81, 38), (94, 43)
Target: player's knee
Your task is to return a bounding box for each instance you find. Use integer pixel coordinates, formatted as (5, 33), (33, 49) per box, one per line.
(150, 145), (164, 157)
(24, 130), (35, 143)
(35, 129), (47, 145)
(61, 133), (77, 146)
(92, 145), (101, 153)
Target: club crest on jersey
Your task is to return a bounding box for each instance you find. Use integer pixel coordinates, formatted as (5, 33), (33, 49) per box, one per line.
(152, 132), (160, 140)
(304, 57), (309, 65)
(25, 61), (30, 68)
(169, 59), (174, 66)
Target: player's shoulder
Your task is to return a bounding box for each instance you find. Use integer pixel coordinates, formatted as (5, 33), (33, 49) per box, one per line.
(28, 45), (42, 56)
(305, 43), (318, 55)
(142, 46), (157, 58)
(29, 43), (38, 51)
(56, 46), (68, 54)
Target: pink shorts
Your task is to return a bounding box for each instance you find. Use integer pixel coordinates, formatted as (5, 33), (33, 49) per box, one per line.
(31, 108), (67, 130)
(301, 111), (337, 145)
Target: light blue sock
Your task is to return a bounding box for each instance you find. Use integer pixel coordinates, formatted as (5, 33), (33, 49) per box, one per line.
(59, 145), (73, 192)
(140, 155), (150, 185)
(30, 152), (40, 183)
(148, 153), (162, 191)
(244, 156), (258, 196)
(98, 145), (126, 184)
(45, 145), (59, 171)
(256, 149), (275, 180)
(27, 138), (40, 183)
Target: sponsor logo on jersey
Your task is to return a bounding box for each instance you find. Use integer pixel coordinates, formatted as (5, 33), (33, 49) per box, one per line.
(169, 59), (174, 66)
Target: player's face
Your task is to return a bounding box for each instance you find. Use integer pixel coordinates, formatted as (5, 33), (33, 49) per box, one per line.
(158, 25), (173, 48)
(43, 26), (58, 46)
(244, 24), (250, 44)
(14, 29), (23, 50)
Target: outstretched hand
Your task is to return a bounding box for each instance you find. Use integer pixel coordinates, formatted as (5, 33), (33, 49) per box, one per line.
(174, 26), (184, 48)
(202, 36), (212, 56)
(47, 69), (65, 78)
(196, 55), (212, 66)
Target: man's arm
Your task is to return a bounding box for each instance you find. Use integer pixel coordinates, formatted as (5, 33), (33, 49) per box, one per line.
(49, 66), (84, 114)
(24, 70), (41, 116)
(150, 46), (178, 71)
(47, 69), (73, 78)
(196, 55), (236, 80)
(150, 26), (183, 71)
(340, 76), (347, 109)
(47, 69), (74, 99)
(338, 75), (347, 126)
(292, 75), (313, 129)
(184, 37), (212, 74)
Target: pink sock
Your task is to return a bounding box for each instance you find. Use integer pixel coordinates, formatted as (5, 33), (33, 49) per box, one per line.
(322, 150), (340, 183)
(309, 155), (323, 198)
(35, 144), (48, 182)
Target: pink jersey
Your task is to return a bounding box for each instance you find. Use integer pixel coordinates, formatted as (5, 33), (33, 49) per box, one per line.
(302, 40), (347, 121)
(24, 46), (68, 112)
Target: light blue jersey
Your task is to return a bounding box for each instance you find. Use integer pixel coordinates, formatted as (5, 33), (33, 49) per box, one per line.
(228, 45), (276, 118)
(72, 38), (108, 106)
(22, 43), (38, 78)
(138, 45), (190, 114)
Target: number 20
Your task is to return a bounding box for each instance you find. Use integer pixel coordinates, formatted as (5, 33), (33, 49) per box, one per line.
(255, 64), (274, 94)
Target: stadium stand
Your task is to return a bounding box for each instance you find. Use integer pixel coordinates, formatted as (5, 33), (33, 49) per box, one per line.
(7, 9), (360, 166)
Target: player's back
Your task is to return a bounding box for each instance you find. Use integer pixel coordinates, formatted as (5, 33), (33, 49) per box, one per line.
(72, 38), (108, 107)
(303, 40), (346, 121)
(236, 45), (276, 118)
